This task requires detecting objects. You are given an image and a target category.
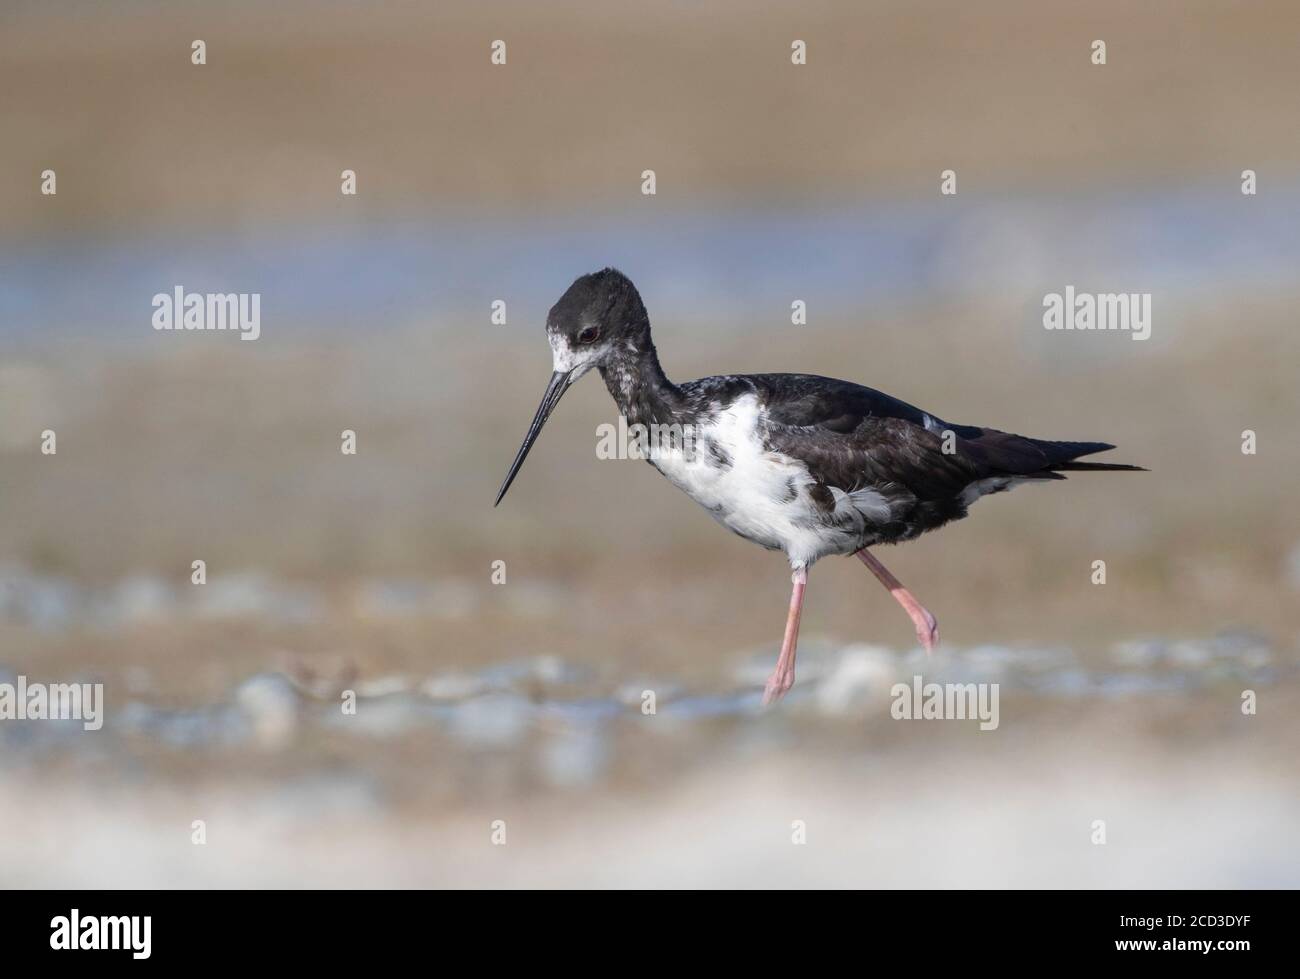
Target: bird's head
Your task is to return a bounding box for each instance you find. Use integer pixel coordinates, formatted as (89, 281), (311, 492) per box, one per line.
(495, 268), (648, 506)
(544, 267), (650, 381)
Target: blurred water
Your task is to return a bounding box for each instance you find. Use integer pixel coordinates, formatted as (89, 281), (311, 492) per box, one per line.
(5, 183), (1300, 344)
(2, 631), (1283, 765)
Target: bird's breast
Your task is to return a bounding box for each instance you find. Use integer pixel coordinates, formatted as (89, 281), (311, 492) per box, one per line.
(646, 396), (834, 558)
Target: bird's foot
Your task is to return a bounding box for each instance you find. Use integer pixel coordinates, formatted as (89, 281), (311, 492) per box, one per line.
(911, 606), (939, 655)
(762, 667), (796, 707)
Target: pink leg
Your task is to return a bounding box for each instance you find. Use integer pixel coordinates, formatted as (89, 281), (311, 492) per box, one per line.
(856, 549), (939, 655)
(762, 567), (807, 706)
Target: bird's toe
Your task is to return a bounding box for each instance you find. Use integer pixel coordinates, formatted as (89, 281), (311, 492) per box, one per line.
(917, 612), (939, 654)
(762, 671), (796, 707)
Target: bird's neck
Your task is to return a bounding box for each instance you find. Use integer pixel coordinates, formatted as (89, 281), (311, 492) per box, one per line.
(599, 340), (682, 428)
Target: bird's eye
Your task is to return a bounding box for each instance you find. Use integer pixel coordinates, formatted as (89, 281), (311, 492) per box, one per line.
(577, 326), (600, 344)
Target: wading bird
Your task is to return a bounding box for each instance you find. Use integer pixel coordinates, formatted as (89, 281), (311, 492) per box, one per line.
(496, 269), (1142, 705)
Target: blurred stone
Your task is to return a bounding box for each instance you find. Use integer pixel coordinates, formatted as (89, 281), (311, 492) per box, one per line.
(190, 574), (322, 624)
(233, 673), (300, 749)
(539, 725), (610, 788)
(334, 693), (436, 737)
(1110, 639), (1165, 668)
(1208, 630), (1272, 667)
(107, 575), (177, 626)
(816, 644), (897, 716)
(421, 673), (488, 701)
(195, 573), (275, 619)
(445, 693), (532, 748)
(1167, 640), (1213, 668)
(116, 701), (240, 748)
(0, 565), (79, 631)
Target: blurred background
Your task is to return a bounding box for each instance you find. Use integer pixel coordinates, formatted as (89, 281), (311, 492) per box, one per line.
(1, 0), (1298, 887)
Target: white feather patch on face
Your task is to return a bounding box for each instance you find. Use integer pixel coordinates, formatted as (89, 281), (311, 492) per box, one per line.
(548, 331), (606, 379)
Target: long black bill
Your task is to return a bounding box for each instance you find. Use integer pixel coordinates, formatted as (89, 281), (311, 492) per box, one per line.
(494, 370), (574, 506)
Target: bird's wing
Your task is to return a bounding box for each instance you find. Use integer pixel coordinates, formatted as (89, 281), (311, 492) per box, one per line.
(751, 373), (1106, 500)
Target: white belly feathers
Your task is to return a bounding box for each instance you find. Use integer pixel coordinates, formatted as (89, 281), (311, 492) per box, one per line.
(646, 394), (872, 567)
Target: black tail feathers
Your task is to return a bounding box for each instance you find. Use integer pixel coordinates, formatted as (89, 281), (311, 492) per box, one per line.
(1051, 460), (1147, 473)
(1038, 440), (1146, 473)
